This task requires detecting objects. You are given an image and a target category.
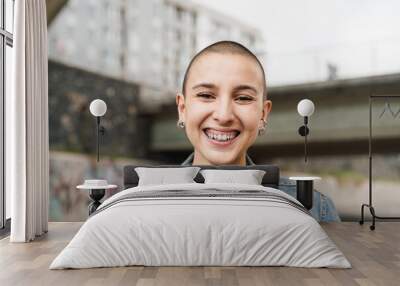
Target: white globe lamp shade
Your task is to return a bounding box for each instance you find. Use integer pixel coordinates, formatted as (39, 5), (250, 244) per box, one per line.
(90, 99), (107, 117)
(297, 99), (315, 117)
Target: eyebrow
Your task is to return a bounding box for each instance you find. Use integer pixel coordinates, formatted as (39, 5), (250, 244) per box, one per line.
(192, 83), (258, 94)
(232, 84), (258, 94)
(192, 83), (216, 90)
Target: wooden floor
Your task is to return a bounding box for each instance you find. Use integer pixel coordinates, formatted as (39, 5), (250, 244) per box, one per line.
(0, 222), (399, 286)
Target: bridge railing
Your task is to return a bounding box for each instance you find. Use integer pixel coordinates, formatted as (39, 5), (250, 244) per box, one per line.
(265, 38), (400, 86)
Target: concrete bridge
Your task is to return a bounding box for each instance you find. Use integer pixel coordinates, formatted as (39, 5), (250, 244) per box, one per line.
(147, 73), (400, 162)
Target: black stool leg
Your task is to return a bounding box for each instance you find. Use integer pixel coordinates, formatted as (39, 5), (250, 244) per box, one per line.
(88, 189), (105, 215)
(296, 180), (314, 210)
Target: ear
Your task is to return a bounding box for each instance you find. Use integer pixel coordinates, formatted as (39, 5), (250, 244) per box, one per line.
(262, 99), (272, 121)
(176, 92), (186, 122)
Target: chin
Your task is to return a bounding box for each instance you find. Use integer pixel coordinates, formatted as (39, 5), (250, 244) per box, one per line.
(204, 150), (243, 166)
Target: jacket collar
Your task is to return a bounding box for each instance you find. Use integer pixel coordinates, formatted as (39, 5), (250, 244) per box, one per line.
(181, 152), (255, 166)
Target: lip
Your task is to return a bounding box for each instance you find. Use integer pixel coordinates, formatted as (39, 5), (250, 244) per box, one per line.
(203, 127), (240, 133)
(202, 128), (240, 147)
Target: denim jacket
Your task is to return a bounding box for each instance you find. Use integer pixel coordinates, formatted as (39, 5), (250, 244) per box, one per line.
(181, 153), (340, 222)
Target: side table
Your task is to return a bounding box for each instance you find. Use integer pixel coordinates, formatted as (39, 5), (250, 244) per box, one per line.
(77, 180), (118, 215)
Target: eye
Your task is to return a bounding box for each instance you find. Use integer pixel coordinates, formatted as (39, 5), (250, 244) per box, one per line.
(236, 95), (254, 102)
(197, 93), (215, 100)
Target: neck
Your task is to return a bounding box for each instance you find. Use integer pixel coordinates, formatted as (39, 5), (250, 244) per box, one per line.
(192, 151), (246, 166)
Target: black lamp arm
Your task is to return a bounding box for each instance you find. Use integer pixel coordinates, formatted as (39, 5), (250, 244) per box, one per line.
(298, 116), (309, 137)
(96, 117), (106, 162)
(297, 116), (310, 163)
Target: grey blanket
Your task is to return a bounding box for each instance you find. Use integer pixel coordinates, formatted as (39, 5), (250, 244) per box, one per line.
(91, 188), (310, 217)
(50, 183), (351, 269)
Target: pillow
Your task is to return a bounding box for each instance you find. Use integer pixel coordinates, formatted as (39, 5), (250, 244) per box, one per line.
(200, 169), (266, 185)
(135, 167), (201, 186)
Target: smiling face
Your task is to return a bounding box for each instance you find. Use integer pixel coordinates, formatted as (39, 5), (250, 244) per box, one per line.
(176, 52), (272, 165)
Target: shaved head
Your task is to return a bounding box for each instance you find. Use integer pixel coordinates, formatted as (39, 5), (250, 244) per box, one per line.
(182, 40), (267, 100)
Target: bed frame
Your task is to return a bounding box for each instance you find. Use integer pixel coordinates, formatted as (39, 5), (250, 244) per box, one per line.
(123, 165), (280, 189)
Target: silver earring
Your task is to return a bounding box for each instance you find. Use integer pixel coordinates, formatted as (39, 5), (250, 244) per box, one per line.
(177, 121), (185, 129)
(258, 119), (267, 136)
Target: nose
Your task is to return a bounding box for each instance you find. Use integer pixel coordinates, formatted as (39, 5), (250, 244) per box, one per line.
(212, 96), (234, 125)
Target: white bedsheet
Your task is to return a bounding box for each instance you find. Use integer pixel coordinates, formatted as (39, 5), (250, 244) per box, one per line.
(50, 183), (351, 269)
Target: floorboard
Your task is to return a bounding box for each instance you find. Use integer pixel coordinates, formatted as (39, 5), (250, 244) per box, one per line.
(0, 222), (399, 286)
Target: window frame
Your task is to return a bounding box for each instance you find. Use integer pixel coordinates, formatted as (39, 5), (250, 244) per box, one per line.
(0, 0), (13, 233)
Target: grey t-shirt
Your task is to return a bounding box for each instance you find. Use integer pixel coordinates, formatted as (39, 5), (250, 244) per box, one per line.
(180, 152), (255, 166)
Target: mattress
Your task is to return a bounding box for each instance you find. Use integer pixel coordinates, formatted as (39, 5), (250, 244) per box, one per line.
(50, 183), (351, 269)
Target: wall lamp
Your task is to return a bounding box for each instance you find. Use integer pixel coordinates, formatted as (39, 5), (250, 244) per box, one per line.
(89, 99), (107, 162)
(297, 99), (315, 163)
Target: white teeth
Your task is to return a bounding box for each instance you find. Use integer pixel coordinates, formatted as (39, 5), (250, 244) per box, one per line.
(205, 129), (238, 142)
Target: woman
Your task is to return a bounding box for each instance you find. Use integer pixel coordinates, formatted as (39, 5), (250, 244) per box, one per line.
(176, 40), (340, 222)
(176, 41), (271, 166)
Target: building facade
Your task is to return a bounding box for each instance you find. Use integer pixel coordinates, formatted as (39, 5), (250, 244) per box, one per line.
(48, 0), (264, 105)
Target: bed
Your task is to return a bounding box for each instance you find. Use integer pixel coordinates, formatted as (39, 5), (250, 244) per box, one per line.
(50, 165), (350, 269)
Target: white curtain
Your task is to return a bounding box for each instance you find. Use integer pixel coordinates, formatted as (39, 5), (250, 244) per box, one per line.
(6, 0), (49, 242)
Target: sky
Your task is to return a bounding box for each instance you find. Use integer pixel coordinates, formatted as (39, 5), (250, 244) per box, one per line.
(192, 0), (400, 85)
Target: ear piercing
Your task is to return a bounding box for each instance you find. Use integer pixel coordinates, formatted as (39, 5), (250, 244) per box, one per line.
(258, 119), (267, 136)
(177, 121), (185, 129)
